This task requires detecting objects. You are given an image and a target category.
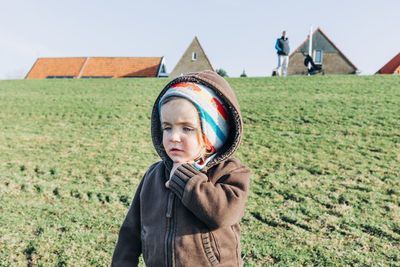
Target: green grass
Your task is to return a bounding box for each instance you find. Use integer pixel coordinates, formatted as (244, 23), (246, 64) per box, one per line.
(0, 75), (399, 266)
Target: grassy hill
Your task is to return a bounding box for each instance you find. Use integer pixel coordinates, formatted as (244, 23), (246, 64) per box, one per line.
(0, 75), (399, 266)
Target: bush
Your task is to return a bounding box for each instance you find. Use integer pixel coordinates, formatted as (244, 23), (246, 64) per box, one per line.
(216, 68), (228, 77)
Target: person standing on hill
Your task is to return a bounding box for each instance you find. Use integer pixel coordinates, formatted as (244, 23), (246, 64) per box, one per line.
(111, 70), (251, 266)
(275, 30), (290, 76)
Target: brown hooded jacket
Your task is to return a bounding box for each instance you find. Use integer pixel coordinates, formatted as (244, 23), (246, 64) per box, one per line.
(112, 70), (251, 267)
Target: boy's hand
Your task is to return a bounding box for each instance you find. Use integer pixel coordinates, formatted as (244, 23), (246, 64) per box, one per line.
(165, 162), (193, 188)
(165, 163), (181, 189)
(170, 163), (182, 179)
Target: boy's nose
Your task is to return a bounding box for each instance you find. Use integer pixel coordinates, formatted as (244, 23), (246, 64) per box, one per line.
(171, 131), (181, 142)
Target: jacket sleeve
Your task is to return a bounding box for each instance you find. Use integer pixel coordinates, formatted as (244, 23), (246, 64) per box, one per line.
(168, 158), (251, 229)
(111, 178), (144, 267)
(275, 39), (282, 51)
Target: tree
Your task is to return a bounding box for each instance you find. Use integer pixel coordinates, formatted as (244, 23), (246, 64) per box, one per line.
(216, 68), (228, 78)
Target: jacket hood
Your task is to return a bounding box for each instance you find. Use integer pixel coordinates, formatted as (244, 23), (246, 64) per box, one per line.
(151, 70), (243, 170)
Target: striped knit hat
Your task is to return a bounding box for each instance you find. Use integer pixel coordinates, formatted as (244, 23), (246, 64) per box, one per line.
(159, 82), (230, 169)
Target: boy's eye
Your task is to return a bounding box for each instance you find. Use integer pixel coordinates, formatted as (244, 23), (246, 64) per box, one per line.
(183, 127), (194, 132)
(163, 126), (171, 131)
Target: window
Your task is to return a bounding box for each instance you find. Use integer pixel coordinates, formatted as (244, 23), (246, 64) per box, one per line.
(80, 76), (113, 79)
(314, 50), (323, 64)
(192, 52), (197, 61)
(46, 76), (74, 79)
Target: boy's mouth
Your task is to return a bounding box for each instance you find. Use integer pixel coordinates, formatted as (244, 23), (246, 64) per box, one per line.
(170, 148), (183, 154)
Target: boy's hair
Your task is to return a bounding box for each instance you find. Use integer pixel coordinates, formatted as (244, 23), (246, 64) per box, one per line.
(160, 96), (214, 162)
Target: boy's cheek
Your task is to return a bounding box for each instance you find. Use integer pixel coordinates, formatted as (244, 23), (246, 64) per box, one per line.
(162, 135), (168, 148)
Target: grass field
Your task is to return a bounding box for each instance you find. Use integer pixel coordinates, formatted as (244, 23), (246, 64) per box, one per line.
(0, 75), (399, 266)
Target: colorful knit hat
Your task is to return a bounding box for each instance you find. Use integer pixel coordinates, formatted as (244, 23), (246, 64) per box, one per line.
(159, 82), (230, 169)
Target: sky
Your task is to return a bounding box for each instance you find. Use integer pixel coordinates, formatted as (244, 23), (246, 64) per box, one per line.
(1, 0), (399, 79)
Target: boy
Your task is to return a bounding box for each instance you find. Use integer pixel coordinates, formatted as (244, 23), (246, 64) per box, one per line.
(112, 70), (251, 266)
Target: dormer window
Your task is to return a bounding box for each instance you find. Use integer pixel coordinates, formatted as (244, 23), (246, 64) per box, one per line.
(192, 52), (197, 61)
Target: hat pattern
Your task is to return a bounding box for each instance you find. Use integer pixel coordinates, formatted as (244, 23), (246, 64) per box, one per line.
(159, 82), (230, 169)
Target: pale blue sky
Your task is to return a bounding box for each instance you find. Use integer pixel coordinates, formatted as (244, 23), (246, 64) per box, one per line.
(1, 0), (399, 79)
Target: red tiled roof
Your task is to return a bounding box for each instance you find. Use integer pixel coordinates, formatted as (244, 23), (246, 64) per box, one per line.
(26, 57), (163, 79)
(80, 57), (162, 78)
(375, 52), (400, 74)
(25, 57), (87, 79)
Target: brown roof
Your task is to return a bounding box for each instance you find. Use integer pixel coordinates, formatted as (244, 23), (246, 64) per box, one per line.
(375, 52), (400, 74)
(26, 57), (164, 79)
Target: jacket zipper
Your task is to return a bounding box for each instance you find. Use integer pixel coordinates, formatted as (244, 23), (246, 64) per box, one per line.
(165, 192), (175, 267)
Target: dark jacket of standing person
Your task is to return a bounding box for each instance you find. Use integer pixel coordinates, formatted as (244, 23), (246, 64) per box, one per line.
(275, 36), (290, 56)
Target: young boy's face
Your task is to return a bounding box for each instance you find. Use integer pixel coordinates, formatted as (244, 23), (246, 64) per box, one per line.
(160, 98), (203, 164)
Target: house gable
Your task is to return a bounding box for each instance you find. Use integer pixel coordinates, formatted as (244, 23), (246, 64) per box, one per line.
(169, 37), (214, 77)
(395, 66), (400, 74)
(156, 57), (168, 77)
(288, 28), (358, 75)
